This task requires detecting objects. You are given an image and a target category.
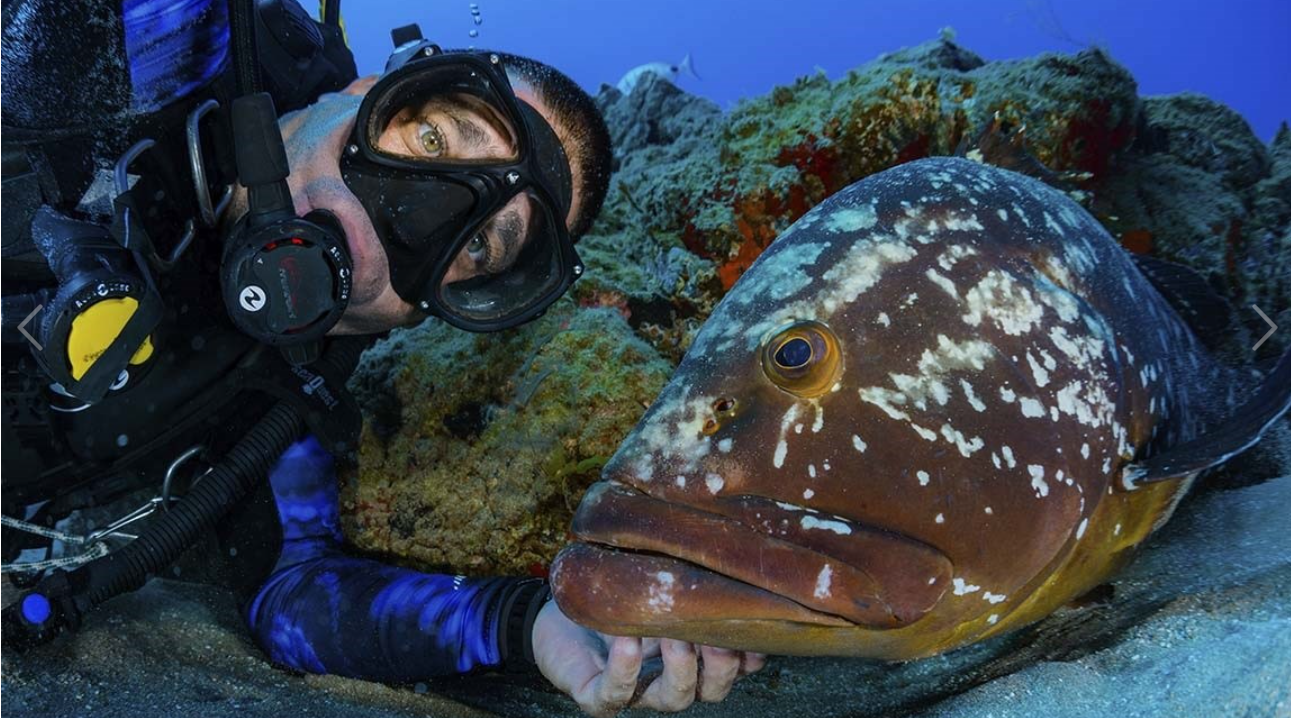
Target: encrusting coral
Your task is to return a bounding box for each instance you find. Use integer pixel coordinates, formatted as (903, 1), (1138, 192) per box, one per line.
(343, 306), (672, 575)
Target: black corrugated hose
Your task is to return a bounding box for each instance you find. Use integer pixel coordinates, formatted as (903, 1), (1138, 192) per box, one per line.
(77, 402), (303, 606)
(80, 335), (367, 608)
(5, 336), (368, 646)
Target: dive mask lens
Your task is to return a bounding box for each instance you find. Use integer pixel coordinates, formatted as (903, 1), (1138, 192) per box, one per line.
(363, 61), (520, 165)
(436, 187), (574, 325)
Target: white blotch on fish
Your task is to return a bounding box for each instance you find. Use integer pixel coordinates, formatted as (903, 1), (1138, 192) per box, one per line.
(647, 571), (677, 613)
(814, 564), (834, 599)
(1029, 465), (1049, 497)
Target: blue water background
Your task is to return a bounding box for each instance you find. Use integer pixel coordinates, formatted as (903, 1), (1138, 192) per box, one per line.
(340, 0), (1289, 142)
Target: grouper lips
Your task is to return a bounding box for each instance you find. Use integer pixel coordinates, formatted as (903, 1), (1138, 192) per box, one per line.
(553, 480), (954, 631)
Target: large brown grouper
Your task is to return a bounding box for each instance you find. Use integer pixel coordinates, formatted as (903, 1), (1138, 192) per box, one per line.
(551, 157), (1290, 659)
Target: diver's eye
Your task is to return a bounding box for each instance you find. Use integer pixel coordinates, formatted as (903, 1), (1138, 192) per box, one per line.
(761, 320), (844, 398)
(465, 233), (487, 259)
(418, 121), (446, 157)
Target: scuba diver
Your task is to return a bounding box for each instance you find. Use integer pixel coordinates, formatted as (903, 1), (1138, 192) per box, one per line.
(0, 0), (764, 714)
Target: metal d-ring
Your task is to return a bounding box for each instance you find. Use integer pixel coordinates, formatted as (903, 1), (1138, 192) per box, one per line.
(165, 219), (197, 267)
(114, 138), (157, 197)
(161, 444), (209, 510)
(187, 99), (234, 227)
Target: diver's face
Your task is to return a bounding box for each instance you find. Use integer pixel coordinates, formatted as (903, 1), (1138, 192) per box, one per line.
(373, 93), (538, 287)
(241, 75), (579, 335)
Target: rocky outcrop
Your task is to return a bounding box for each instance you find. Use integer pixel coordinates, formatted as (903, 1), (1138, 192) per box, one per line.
(342, 305), (672, 575)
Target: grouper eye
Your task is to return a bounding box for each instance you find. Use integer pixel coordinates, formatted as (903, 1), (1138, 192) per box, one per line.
(775, 338), (812, 368)
(761, 320), (844, 398)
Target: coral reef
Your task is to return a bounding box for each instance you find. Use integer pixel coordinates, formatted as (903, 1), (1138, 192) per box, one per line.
(344, 34), (1289, 577)
(603, 37), (1140, 302)
(1093, 96), (1289, 358)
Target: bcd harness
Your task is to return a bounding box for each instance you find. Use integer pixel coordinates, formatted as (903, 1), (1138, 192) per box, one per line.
(1, 0), (366, 647)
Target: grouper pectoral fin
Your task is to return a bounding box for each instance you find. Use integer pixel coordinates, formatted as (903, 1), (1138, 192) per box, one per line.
(1131, 254), (1234, 347)
(1123, 348), (1291, 488)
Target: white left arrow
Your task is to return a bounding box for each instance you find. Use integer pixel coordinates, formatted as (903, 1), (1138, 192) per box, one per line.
(18, 304), (44, 351)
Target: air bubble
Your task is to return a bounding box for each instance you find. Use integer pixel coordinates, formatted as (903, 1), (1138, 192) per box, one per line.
(468, 29), (479, 37)
(473, 15), (483, 25)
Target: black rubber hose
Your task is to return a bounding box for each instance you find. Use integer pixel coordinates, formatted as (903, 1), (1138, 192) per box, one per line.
(69, 336), (368, 611)
(75, 401), (302, 607)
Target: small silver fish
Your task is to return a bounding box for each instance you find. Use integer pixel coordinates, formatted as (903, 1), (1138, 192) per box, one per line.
(616, 53), (699, 95)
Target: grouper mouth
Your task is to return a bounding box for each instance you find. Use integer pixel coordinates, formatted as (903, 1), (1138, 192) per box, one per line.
(551, 480), (953, 633)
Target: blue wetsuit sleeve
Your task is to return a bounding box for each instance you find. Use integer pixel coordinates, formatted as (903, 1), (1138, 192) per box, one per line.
(243, 437), (545, 680)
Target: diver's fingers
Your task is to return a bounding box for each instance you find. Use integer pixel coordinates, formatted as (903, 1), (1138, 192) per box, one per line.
(639, 636), (663, 658)
(739, 652), (769, 675)
(635, 638), (698, 712)
(581, 636), (642, 718)
(696, 646), (741, 703)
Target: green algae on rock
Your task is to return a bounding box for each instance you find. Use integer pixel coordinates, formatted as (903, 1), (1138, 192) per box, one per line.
(601, 36), (1139, 294)
(342, 305), (673, 576)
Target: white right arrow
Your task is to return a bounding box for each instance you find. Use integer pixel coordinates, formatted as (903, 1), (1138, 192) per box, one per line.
(1253, 305), (1278, 352)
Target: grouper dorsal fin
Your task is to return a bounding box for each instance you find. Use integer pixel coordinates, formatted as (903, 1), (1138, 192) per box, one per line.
(1122, 348), (1291, 489)
(1130, 254), (1233, 348)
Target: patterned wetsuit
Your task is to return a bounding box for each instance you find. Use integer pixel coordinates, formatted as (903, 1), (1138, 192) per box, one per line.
(243, 437), (547, 679)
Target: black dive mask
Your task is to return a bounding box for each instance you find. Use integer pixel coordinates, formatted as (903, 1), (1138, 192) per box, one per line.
(340, 29), (582, 332)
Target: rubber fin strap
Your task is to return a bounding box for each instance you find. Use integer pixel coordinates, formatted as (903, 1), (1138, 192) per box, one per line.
(1131, 253), (1233, 348)
(1122, 348), (1291, 489)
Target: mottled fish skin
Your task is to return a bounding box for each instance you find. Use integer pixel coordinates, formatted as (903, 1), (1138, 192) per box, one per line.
(552, 157), (1242, 659)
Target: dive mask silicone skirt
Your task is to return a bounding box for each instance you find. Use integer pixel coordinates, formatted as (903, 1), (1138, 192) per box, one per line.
(340, 50), (580, 331)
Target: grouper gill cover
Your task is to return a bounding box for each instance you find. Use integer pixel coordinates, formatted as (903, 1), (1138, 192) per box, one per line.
(550, 156), (1253, 659)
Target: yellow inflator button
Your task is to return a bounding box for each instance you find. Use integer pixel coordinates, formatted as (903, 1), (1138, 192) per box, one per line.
(66, 297), (155, 380)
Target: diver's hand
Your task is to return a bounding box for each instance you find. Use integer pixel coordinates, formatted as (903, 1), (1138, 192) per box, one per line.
(532, 600), (767, 716)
